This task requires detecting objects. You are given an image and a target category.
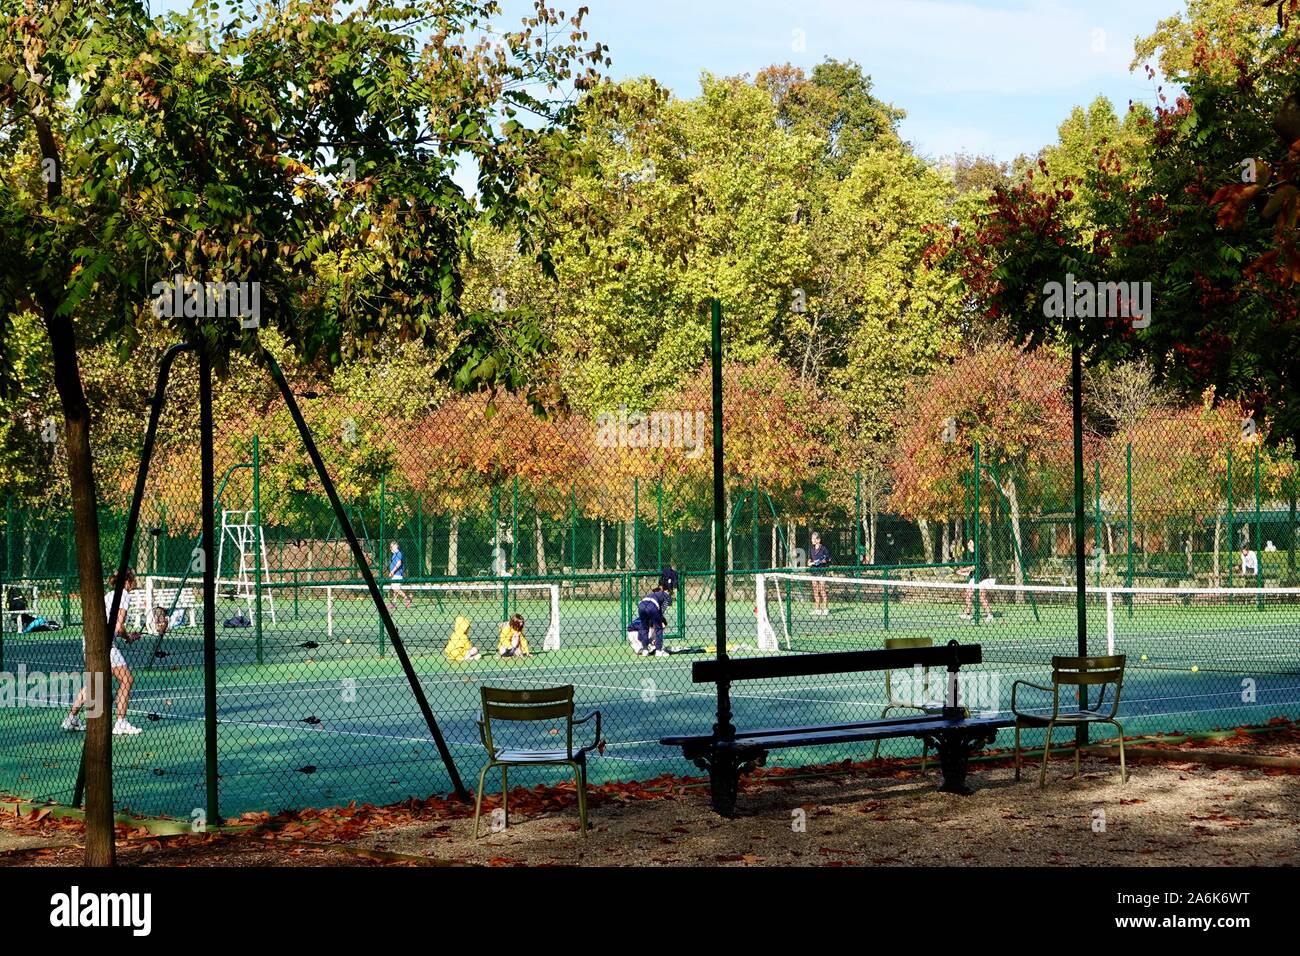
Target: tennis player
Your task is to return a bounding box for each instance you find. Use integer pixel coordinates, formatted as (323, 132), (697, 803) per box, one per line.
(388, 541), (413, 609)
(632, 569), (677, 657)
(63, 569), (143, 735)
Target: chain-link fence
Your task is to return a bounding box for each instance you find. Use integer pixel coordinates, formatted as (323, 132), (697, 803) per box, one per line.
(1, 348), (1298, 820)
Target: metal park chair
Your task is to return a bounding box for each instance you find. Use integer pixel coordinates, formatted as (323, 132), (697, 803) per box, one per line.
(871, 636), (943, 771)
(473, 685), (602, 838)
(1012, 655), (1127, 787)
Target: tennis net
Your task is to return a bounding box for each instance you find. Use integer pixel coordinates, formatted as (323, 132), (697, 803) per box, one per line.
(756, 572), (1300, 672)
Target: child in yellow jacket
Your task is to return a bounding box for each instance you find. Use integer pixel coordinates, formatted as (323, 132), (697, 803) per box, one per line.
(444, 616), (481, 662)
(497, 613), (531, 658)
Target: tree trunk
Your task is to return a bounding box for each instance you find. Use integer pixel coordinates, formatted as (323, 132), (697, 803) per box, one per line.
(1000, 478), (1026, 600)
(1288, 477), (1297, 584)
(1212, 515), (1222, 585)
(918, 518), (934, 565)
(535, 513), (547, 576)
(42, 296), (114, 867)
(869, 508), (878, 564)
(724, 486), (733, 571)
(624, 512), (634, 572)
(446, 514), (459, 577)
(598, 519), (605, 572)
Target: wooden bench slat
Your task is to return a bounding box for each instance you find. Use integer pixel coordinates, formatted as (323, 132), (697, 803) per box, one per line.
(663, 716), (1013, 750)
(661, 712), (951, 746)
(692, 643), (981, 684)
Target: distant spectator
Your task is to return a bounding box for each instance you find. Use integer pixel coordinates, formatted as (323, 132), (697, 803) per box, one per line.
(809, 532), (831, 616)
(956, 539), (994, 623)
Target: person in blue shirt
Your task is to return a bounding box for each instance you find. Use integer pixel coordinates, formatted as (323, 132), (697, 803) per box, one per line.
(387, 541), (413, 609)
(809, 532), (831, 616)
(632, 568), (677, 657)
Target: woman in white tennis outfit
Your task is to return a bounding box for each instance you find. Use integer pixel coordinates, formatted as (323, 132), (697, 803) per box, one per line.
(62, 569), (143, 735)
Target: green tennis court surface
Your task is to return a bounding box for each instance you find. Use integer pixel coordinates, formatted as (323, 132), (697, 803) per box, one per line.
(2, 583), (1297, 819)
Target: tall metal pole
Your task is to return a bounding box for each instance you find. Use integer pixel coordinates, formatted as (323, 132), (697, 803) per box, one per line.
(972, 442), (981, 623)
(710, 299), (733, 739)
(1071, 343), (1088, 748)
(262, 351), (468, 800)
(253, 433), (263, 664)
(1126, 442), (1134, 613)
(199, 347), (220, 827)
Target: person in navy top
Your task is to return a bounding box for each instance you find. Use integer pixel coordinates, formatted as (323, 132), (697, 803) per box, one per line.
(632, 568), (677, 657)
(388, 541), (413, 609)
(809, 532), (831, 616)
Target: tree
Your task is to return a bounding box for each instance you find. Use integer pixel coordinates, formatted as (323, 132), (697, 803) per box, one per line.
(890, 343), (1076, 589)
(0, 0), (605, 865)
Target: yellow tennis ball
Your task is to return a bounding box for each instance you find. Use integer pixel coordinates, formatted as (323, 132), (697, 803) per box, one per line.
(344, 638), (352, 645)
(1140, 654), (1148, 662)
(1190, 665), (1199, 673)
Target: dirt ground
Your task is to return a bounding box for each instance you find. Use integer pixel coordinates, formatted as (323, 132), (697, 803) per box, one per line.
(4, 728), (1298, 867)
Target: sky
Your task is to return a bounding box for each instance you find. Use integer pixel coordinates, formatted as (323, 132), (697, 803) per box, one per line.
(151, 0), (1189, 163)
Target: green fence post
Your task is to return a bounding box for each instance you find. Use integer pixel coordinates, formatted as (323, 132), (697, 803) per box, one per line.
(854, 471), (862, 566)
(511, 476), (520, 575)
(633, 477), (639, 573)
(1227, 449), (1234, 596)
(973, 442), (981, 626)
(492, 486), (500, 572)
(253, 433), (263, 664)
(883, 567), (891, 631)
(1094, 460), (1102, 589)
(1255, 443), (1263, 609)
(1126, 442), (1134, 615)
(377, 470), (387, 654)
(570, 484), (578, 586)
(1288, 473), (1297, 585)
(656, 480), (664, 571)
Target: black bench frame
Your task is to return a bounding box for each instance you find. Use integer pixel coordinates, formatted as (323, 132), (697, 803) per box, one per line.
(661, 640), (1013, 816)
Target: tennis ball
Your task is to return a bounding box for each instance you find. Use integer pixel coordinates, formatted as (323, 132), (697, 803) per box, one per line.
(344, 638), (352, 645)
(1140, 654), (1148, 662)
(1191, 665), (1199, 673)
(549, 728), (559, 736)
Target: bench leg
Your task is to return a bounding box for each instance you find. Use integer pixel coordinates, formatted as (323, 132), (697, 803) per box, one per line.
(683, 744), (766, 818)
(927, 730), (996, 796)
(708, 757), (742, 818)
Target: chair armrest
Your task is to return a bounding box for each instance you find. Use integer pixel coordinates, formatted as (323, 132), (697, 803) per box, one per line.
(475, 712), (488, 749)
(1010, 680), (1058, 717)
(574, 710), (602, 754)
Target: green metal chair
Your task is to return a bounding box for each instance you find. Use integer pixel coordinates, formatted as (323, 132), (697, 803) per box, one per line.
(871, 637), (943, 771)
(473, 685), (602, 838)
(1012, 655), (1127, 787)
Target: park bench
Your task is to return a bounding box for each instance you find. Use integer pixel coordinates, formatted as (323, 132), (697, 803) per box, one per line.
(133, 585), (198, 633)
(661, 640), (1014, 816)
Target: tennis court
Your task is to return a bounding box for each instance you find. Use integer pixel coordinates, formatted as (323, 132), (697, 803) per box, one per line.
(1, 573), (1297, 818)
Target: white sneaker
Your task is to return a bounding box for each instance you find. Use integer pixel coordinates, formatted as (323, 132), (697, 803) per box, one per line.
(959, 612), (973, 621)
(654, 649), (671, 657)
(62, 714), (85, 732)
(984, 614), (995, 623)
(113, 719), (142, 736)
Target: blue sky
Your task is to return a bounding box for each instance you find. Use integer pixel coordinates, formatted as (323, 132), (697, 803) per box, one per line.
(153, 0), (1187, 162)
